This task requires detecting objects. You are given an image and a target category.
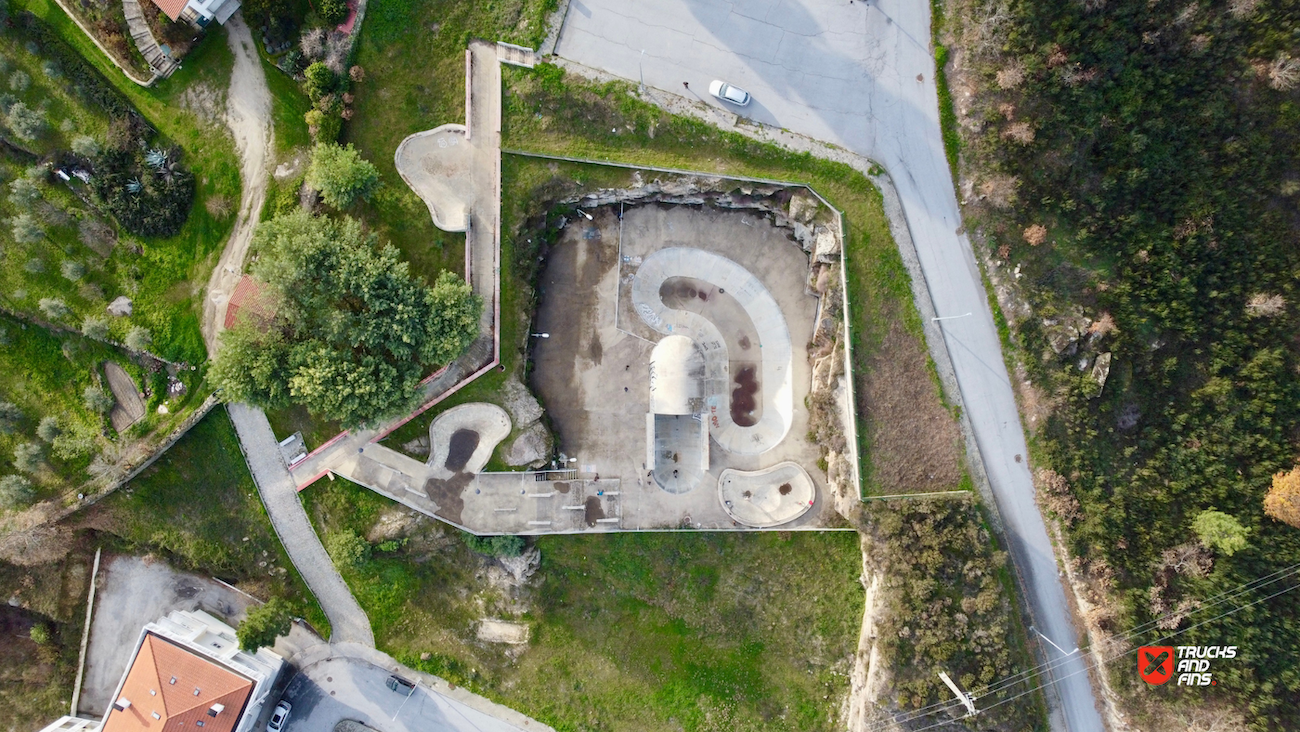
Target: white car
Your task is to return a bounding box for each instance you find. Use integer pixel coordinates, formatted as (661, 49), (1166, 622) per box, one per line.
(267, 701), (291, 731)
(708, 80), (751, 106)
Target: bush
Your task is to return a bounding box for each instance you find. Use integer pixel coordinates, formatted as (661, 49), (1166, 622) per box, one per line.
(41, 60), (60, 79)
(237, 596), (294, 651)
(12, 442), (43, 474)
(1193, 509), (1250, 556)
(28, 623), (50, 644)
(462, 532), (526, 558)
(11, 213), (43, 243)
(8, 177), (41, 208)
(61, 260), (86, 281)
(38, 298), (70, 320)
(0, 401), (21, 433)
(0, 474), (34, 509)
(83, 386), (114, 415)
(124, 326), (151, 351)
(325, 529), (371, 567)
(91, 144), (195, 238)
(81, 316), (109, 340)
(35, 416), (60, 443)
(305, 143), (379, 209)
(303, 62), (335, 100)
(6, 101), (46, 141)
(319, 0), (349, 25)
(8, 70), (28, 92)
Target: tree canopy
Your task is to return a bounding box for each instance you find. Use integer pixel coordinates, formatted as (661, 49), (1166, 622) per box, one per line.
(306, 143), (380, 209)
(237, 596), (294, 652)
(211, 210), (479, 427)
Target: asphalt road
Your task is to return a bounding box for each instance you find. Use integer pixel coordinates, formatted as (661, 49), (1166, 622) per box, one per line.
(280, 656), (531, 732)
(556, 1), (1105, 729)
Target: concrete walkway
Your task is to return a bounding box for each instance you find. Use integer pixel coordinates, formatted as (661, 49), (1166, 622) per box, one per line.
(227, 402), (375, 647)
(122, 0), (179, 78)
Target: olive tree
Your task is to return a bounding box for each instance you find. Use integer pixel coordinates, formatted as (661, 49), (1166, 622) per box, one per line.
(305, 143), (379, 208)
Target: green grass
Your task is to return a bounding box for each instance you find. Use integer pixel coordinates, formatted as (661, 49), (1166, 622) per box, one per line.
(306, 478), (863, 731)
(260, 53), (312, 157)
(265, 403), (342, 451)
(14, 0), (241, 365)
(930, 0), (961, 183)
(96, 407), (330, 636)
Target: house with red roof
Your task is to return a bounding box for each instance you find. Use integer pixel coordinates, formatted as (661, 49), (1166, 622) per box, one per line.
(149, 0), (241, 28)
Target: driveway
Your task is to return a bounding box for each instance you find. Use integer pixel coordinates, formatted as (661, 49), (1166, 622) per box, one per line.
(556, 2), (1104, 730)
(280, 656), (538, 732)
(77, 555), (256, 715)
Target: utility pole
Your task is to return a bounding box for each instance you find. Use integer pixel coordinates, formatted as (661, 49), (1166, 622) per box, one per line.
(938, 671), (977, 718)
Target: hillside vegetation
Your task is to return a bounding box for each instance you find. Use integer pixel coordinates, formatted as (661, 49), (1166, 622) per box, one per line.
(944, 0), (1300, 726)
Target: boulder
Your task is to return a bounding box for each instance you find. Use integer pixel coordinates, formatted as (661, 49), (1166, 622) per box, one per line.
(106, 296), (133, 317)
(788, 191), (820, 224)
(813, 226), (841, 263)
(1090, 352), (1113, 395)
(503, 423), (551, 467)
(502, 377), (544, 426)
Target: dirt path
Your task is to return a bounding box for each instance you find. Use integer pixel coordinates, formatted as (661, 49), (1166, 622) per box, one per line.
(202, 13), (272, 357)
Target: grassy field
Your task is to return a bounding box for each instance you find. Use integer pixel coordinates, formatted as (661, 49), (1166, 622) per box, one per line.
(306, 478), (863, 732)
(72, 407), (329, 635)
(13, 0), (241, 365)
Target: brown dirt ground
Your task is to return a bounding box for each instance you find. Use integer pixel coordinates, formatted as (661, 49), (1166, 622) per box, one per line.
(859, 322), (962, 494)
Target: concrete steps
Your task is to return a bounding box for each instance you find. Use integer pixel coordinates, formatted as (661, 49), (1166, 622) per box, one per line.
(122, 0), (180, 78)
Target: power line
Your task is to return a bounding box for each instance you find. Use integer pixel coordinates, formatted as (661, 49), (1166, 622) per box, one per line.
(860, 562), (1300, 732)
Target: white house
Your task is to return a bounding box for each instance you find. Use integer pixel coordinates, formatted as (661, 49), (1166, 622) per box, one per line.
(151, 0), (241, 28)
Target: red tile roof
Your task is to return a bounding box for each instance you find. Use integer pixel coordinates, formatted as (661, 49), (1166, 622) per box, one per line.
(150, 0), (190, 22)
(102, 633), (254, 732)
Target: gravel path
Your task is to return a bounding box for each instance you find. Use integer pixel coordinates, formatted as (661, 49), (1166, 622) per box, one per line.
(227, 402), (375, 647)
(202, 12), (273, 356)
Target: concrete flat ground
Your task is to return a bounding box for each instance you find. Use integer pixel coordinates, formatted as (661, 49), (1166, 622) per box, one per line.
(77, 555), (256, 715)
(529, 203), (834, 530)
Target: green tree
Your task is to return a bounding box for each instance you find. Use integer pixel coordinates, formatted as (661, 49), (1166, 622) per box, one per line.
(319, 0), (348, 25)
(0, 474), (33, 508)
(303, 62), (335, 100)
(0, 401), (20, 433)
(28, 623), (49, 645)
(35, 416), (60, 443)
(236, 596), (294, 652)
(305, 143), (379, 209)
(211, 210), (480, 426)
(8, 70), (28, 92)
(12, 442), (42, 474)
(61, 260), (85, 281)
(1193, 509), (1250, 556)
(6, 101), (46, 141)
(8, 177), (40, 208)
(325, 530), (371, 567)
(83, 386), (114, 415)
(38, 298), (69, 320)
(11, 213), (42, 243)
(81, 316), (109, 340)
(124, 326), (151, 351)
(71, 134), (99, 158)
(462, 532), (526, 558)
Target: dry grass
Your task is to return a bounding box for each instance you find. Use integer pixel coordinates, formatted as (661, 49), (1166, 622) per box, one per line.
(859, 323), (962, 495)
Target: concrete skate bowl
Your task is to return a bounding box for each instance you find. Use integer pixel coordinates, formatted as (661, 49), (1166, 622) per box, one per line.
(427, 403), (512, 477)
(393, 123), (473, 232)
(718, 462), (815, 528)
(631, 248), (793, 456)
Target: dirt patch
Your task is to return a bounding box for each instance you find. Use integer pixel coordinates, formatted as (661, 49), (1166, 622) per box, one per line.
(730, 364), (760, 427)
(553, 481), (570, 494)
(583, 495), (605, 526)
(859, 321), (962, 493)
(738, 334), (752, 350)
(424, 473), (473, 525)
(779, 482), (792, 495)
(445, 429), (480, 472)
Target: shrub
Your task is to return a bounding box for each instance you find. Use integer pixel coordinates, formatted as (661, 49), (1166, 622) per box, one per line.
(81, 316), (109, 340)
(124, 326), (151, 351)
(61, 260), (86, 281)
(319, 0), (348, 25)
(237, 596), (294, 651)
(91, 145), (195, 238)
(83, 386), (114, 415)
(305, 143), (379, 208)
(41, 60), (60, 79)
(349, 65), (364, 83)
(1193, 509), (1250, 556)
(462, 532), (526, 558)
(38, 298), (70, 320)
(71, 134), (99, 158)
(8, 70), (28, 92)
(36, 416), (60, 443)
(303, 62), (335, 100)
(11, 213), (43, 243)
(28, 623), (50, 644)
(0, 401), (21, 433)
(325, 530), (371, 567)
(0, 474), (34, 509)
(13, 442), (43, 473)
(6, 101), (46, 141)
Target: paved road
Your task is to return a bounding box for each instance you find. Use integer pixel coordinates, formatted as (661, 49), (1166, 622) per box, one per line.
(227, 402), (375, 647)
(556, 2), (1103, 730)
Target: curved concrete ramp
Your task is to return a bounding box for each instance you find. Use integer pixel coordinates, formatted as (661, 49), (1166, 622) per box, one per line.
(631, 247), (793, 455)
(394, 124), (473, 231)
(428, 403), (512, 479)
(718, 462), (815, 527)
